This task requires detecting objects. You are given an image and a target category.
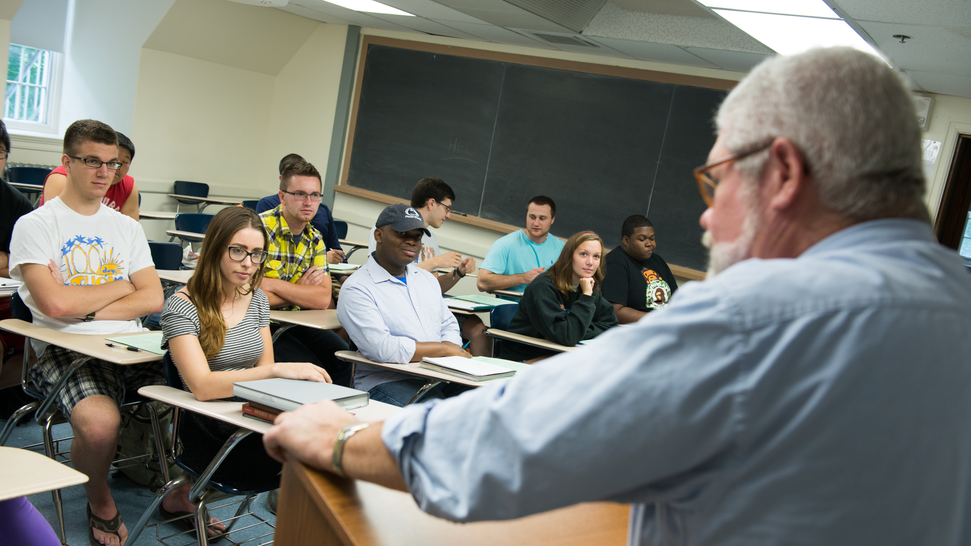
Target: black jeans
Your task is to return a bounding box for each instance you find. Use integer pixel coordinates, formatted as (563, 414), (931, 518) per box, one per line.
(271, 325), (352, 387)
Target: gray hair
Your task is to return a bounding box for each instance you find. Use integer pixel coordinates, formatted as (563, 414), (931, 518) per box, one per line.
(716, 47), (928, 223)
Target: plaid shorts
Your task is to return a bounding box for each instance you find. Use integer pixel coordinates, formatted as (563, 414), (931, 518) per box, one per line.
(28, 345), (165, 419)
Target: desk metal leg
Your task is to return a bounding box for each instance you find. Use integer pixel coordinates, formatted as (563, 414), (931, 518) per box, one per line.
(406, 380), (442, 405)
(271, 323), (296, 343)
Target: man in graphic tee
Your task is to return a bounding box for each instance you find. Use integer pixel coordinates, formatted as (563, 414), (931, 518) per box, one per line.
(601, 215), (678, 324)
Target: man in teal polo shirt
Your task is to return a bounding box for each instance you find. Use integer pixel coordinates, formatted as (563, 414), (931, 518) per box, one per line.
(476, 196), (565, 294)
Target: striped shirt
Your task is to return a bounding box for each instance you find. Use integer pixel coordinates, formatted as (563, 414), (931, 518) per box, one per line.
(160, 289), (270, 391)
(259, 205), (328, 311)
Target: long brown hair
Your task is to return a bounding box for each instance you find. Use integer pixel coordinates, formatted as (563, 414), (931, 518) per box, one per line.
(546, 231), (606, 297)
(186, 207), (269, 359)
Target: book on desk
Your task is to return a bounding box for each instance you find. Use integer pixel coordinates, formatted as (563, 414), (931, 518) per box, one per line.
(420, 356), (529, 381)
(233, 378), (369, 412)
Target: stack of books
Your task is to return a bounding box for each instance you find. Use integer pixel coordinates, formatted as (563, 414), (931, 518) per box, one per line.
(233, 378), (370, 424)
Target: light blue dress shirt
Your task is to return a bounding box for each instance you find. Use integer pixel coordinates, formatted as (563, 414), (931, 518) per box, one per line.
(480, 230), (566, 293)
(337, 255), (461, 393)
(382, 219), (971, 546)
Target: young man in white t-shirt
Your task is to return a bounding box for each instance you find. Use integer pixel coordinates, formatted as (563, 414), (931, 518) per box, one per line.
(9, 120), (219, 545)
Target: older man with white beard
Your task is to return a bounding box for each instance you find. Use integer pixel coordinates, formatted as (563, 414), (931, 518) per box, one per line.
(264, 47), (971, 546)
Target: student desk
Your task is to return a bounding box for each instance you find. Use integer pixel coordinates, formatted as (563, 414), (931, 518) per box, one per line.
(140, 211), (177, 220)
(269, 309), (341, 342)
(484, 328), (577, 353)
(275, 459), (629, 546)
(0, 319), (163, 423)
(157, 269), (194, 285)
(166, 229), (206, 243)
(338, 239), (368, 260)
(137, 385), (399, 435)
(490, 289), (524, 299)
(128, 385), (400, 545)
(0, 446), (88, 501)
(335, 350), (510, 393)
(167, 194), (243, 213)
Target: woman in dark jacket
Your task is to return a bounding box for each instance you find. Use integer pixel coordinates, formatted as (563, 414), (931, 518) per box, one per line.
(500, 231), (618, 362)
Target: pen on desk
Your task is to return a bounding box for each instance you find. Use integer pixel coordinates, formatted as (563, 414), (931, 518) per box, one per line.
(105, 343), (141, 352)
(462, 341), (471, 350)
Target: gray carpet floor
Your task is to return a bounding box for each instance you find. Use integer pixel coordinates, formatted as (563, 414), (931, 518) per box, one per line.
(3, 416), (276, 545)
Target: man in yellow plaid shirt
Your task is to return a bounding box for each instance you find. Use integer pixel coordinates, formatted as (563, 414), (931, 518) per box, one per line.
(259, 160), (350, 388)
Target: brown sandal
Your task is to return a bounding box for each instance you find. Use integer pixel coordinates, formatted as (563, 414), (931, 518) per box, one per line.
(87, 503), (123, 546)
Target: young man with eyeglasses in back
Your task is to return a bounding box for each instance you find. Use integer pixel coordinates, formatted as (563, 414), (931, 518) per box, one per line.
(258, 160), (349, 386)
(8, 119), (207, 546)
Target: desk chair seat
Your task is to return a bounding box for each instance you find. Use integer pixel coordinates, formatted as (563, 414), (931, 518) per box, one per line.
(171, 213), (214, 247)
(173, 181), (209, 213)
(0, 296), (169, 544)
(125, 354), (278, 546)
(7, 166), (48, 205)
(489, 303), (519, 357)
(334, 220), (349, 240)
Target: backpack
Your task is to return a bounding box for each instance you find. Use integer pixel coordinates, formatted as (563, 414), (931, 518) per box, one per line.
(115, 400), (184, 492)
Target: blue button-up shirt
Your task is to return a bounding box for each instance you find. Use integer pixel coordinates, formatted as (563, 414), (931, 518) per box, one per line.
(382, 219), (971, 546)
(337, 255), (461, 392)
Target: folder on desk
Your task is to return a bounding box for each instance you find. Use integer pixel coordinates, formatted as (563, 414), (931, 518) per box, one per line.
(104, 332), (166, 355)
(420, 356), (526, 381)
(233, 378), (369, 412)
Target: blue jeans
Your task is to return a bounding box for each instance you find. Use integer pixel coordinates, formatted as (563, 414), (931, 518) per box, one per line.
(368, 378), (472, 407)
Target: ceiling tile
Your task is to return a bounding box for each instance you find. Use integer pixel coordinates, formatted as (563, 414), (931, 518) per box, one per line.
(858, 21), (971, 77)
(438, 20), (559, 48)
(366, 14), (486, 40)
(511, 30), (639, 59)
(833, 0), (971, 27)
(585, 3), (772, 53)
(432, 0), (573, 33)
(278, 3), (357, 25)
(375, 0), (490, 23)
(906, 69), (971, 98)
(684, 46), (772, 72)
(586, 36), (719, 68)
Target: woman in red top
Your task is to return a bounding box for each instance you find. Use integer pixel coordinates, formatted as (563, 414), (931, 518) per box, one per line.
(41, 131), (139, 220)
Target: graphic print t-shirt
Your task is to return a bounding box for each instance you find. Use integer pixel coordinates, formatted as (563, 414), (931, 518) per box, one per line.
(602, 246), (678, 313)
(9, 197), (154, 335)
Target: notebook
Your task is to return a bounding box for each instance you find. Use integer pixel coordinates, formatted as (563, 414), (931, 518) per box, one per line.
(104, 332), (166, 355)
(233, 378), (369, 412)
(420, 356), (528, 381)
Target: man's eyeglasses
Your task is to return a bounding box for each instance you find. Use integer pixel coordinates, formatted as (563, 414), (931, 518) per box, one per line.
(437, 201), (452, 214)
(68, 155), (123, 171)
(282, 190), (323, 202)
(0, 150), (8, 160)
(693, 139), (774, 207)
(227, 246), (269, 264)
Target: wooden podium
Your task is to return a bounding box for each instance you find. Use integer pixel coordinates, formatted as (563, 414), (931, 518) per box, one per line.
(275, 460), (630, 546)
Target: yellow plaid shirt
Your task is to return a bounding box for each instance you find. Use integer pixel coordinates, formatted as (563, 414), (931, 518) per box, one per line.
(260, 205), (328, 311)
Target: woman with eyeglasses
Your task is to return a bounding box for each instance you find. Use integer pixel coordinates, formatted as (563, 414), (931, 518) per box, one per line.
(159, 207), (328, 537)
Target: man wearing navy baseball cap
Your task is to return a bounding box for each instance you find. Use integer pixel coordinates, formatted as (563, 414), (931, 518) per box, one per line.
(336, 204), (470, 406)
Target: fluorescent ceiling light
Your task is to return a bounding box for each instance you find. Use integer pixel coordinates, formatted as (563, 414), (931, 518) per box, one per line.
(701, 0), (838, 18)
(713, 9), (882, 58)
(320, 0), (414, 16)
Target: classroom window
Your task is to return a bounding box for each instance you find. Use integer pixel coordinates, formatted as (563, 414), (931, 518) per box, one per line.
(5, 43), (61, 132)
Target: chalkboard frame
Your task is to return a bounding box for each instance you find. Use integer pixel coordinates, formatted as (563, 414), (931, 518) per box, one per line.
(337, 36), (738, 280)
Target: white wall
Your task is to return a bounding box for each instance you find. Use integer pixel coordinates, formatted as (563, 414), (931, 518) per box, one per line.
(58, 0), (174, 136)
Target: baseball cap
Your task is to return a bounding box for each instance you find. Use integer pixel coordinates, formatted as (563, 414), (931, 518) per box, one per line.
(375, 203), (431, 237)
